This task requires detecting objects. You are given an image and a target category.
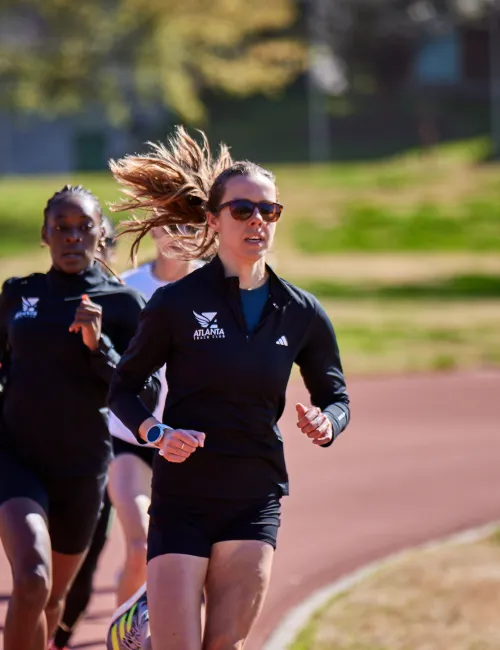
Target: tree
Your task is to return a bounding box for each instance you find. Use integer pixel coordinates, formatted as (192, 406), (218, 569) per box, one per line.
(0, 0), (305, 123)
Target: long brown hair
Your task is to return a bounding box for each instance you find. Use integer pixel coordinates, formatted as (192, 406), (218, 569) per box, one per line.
(109, 126), (275, 263)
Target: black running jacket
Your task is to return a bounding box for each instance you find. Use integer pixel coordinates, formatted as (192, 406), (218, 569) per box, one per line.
(109, 256), (350, 498)
(0, 264), (158, 477)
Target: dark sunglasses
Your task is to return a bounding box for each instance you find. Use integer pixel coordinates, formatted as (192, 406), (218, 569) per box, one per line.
(217, 199), (283, 223)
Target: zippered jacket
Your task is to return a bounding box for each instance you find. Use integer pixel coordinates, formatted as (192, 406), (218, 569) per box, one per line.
(0, 264), (159, 477)
(109, 256), (350, 498)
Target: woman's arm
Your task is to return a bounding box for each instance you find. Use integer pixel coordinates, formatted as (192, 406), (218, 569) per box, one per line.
(108, 290), (170, 443)
(294, 299), (350, 447)
(0, 279), (16, 394)
(84, 292), (160, 412)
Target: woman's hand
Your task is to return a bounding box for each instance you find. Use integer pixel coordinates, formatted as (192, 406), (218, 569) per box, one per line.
(69, 294), (102, 352)
(296, 403), (333, 446)
(158, 429), (206, 463)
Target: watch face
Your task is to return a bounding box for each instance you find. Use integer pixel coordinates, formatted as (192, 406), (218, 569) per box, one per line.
(147, 425), (163, 444)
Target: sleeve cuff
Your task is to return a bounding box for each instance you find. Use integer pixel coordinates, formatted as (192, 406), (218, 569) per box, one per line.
(90, 334), (119, 363)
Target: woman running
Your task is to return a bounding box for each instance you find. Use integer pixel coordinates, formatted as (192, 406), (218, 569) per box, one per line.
(108, 225), (200, 606)
(50, 214), (119, 650)
(108, 127), (350, 650)
(0, 186), (159, 650)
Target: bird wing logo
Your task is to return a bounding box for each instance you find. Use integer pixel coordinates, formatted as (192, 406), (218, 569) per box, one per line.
(22, 297), (39, 313)
(192, 311), (225, 340)
(193, 311), (218, 329)
(14, 297), (39, 320)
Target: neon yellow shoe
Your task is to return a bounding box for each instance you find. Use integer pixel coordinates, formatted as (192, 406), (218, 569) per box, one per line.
(106, 583), (148, 650)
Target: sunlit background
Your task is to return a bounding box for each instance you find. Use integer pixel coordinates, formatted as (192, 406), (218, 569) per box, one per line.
(1, 3), (500, 650)
(1, 0), (499, 377)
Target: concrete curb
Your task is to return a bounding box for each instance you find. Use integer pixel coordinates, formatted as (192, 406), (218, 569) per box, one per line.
(263, 521), (500, 650)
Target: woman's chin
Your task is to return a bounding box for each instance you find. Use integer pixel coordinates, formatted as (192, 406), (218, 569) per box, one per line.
(239, 242), (268, 261)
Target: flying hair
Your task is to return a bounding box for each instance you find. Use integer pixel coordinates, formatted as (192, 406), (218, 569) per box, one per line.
(109, 126), (275, 263)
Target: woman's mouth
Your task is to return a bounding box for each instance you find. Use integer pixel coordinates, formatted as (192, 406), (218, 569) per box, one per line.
(244, 235), (265, 246)
(62, 251), (85, 259)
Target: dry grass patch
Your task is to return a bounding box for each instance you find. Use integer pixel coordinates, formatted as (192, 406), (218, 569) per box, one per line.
(291, 530), (500, 650)
(321, 299), (500, 375)
(276, 253), (500, 284)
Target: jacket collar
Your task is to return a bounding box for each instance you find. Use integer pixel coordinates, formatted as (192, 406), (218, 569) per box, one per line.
(204, 255), (293, 309)
(46, 262), (108, 295)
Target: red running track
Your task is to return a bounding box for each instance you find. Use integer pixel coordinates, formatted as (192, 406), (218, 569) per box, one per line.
(1, 371), (499, 649)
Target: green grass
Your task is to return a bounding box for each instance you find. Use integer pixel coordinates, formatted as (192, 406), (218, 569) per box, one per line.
(300, 274), (500, 301)
(1, 138), (499, 377)
(334, 322), (495, 375)
(0, 137), (497, 257)
(293, 201), (500, 253)
(0, 173), (123, 256)
(275, 137), (491, 190)
(318, 299), (500, 375)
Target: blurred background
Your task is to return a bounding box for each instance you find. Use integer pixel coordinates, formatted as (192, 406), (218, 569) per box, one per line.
(1, 0), (499, 376)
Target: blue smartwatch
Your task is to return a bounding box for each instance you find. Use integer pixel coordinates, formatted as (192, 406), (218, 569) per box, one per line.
(146, 423), (171, 446)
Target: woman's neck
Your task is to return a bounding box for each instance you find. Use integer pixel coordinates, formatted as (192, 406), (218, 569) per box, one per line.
(152, 256), (197, 283)
(218, 250), (268, 290)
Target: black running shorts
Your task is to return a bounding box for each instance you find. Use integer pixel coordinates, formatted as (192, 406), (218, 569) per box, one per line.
(112, 436), (156, 469)
(147, 493), (281, 561)
(0, 446), (107, 555)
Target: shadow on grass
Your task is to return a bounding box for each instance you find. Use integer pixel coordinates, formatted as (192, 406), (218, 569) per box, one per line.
(301, 274), (500, 301)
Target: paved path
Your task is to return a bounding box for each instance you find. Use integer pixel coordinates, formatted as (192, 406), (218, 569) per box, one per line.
(1, 371), (499, 649)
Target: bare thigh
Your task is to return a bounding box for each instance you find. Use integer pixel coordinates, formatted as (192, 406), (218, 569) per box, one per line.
(147, 553), (208, 650)
(108, 453), (152, 542)
(203, 540), (274, 650)
(0, 498), (52, 585)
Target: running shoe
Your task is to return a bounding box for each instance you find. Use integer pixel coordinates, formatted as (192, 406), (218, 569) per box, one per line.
(106, 583), (148, 650)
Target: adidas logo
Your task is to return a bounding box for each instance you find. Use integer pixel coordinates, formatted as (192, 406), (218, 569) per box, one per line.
(276, 336), (288, 346)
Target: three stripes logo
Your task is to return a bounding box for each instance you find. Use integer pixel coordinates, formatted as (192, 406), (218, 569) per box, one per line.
(276, 335), (288, 346)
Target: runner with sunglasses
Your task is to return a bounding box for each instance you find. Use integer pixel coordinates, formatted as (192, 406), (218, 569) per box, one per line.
(108, 225), (202, 607)
(0, 185), (159, 650)
(107, 126), (350, 650)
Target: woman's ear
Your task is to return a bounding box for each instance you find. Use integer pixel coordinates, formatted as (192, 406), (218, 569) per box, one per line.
(97, 226), (106, 251)
(41, 225), (48, 247)
(206, 212), (219, 233)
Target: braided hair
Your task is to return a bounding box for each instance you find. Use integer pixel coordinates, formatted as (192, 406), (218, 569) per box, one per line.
(43, 184), (123, 282)
(43, 185), (102, 224)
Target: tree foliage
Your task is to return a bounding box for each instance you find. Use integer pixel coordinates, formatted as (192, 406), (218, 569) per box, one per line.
(0, 0), (305, 123)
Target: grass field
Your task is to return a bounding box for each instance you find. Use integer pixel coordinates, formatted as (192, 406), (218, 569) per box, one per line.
(290, 529), (500, 650)
(0, 138), (498, 375)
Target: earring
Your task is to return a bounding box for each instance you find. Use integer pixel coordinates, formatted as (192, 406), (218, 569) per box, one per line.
(97, 237), (106, 252)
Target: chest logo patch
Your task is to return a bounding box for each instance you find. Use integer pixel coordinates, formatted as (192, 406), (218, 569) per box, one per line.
(193, 311), (225, 340)
(14, 297), (39, 320)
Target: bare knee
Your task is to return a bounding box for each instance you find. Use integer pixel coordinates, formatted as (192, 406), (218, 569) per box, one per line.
(12, 563), (50, 610)
(45, 592), (65, 619)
